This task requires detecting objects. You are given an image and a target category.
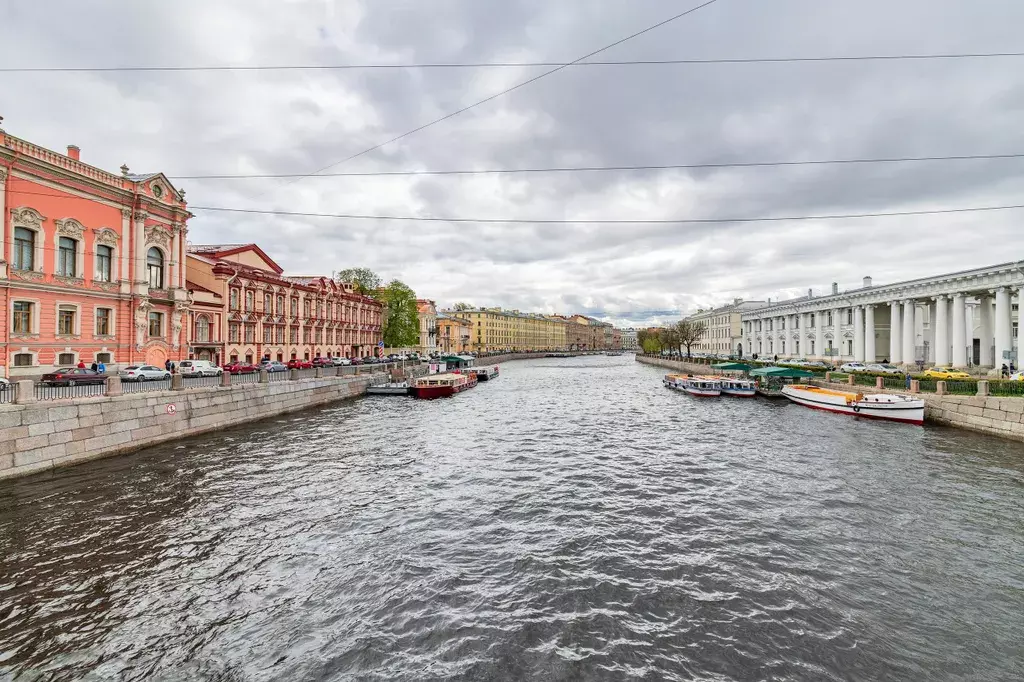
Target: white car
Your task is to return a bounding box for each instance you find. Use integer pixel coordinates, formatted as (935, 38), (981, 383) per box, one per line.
(178, 360), (223, 377)
(1008, 371), (1024, 381)
(865, 363), (903, 375)
(840, 362), (868, 373)
(331, 357), (351, 366)
(119, 365), (172, 382)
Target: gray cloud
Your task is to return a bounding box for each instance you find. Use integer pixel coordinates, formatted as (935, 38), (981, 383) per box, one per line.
(3, 0), (1024, 328)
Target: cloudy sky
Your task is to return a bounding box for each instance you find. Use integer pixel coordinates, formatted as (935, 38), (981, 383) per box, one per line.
(3, 0), (1024, 326)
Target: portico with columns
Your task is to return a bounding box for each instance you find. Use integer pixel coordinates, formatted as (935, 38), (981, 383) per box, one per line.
(741, 264), (1022, 373)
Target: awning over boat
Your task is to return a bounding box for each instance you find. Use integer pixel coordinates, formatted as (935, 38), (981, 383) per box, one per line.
(749, 366), (815, 378)
(711, 362), (751, 371)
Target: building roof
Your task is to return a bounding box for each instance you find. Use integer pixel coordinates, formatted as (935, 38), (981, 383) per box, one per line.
(187, 243), (284, 275)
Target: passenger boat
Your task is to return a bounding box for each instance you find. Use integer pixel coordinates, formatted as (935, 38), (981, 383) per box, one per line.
(679, 375), (722, 397)
(781, 384), (924, 425)
(411, 372), (478, 399)
(366, 382), (411, 396)
(473, 366), (500, 381)
(720, 377), (756, 397)
(663, 373), (685, 388)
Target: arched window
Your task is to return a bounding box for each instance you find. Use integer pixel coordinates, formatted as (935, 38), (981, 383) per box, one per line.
(147, 248), (164, 289)
(196, 316), (211, 342)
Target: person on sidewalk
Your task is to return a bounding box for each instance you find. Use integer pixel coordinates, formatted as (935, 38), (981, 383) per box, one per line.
(97, 360), (106, 374)
(90, 361), (98, 372)
(77, 360), (86, 369)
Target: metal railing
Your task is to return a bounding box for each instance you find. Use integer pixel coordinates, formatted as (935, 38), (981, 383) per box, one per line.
(944, 381), (980, 396)
(232, 371), (260, 384)
(34, 382), (106, 401)
(990, 380), (1024, 397)
(268, 370), (290, 382)
(121, 378), (171, 394)
(183, 375), (222, 388)
(0, 383), (16, 404)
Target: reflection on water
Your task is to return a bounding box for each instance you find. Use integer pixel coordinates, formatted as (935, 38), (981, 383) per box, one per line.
(1, 356), (1023, 681)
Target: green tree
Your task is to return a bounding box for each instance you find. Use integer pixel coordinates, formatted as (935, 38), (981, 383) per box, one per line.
(336, 267), (382, 296)
(676, 319), (708, 358)
(379, 279), (420, 347)
(453, 302), (474, 311)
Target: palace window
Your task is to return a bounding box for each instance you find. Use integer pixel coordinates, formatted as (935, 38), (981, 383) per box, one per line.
(97, 353), (112, 364)
(230, 289), (240, 310)
(57, 305), (77, 336)
(95, 308), (112, 336)
(290, 327), (298, 344)
(13, 228), (35, 271)
(12, 301), (33, 334)
(245, 290), (254, 312)
(229, 323), (240, 343)
(58, 237), (77, 277)
(304, 300), (311, 317)
(96, 245), (114, 282)
(195, 316), (211, 342)
(58, 352), (76, 366)
(263, 326), (272, 343)
(148, 312), (164, 337)
(276, 326), (285, 344)
(846, 309), (853, 325)
(13, 353), (33, 367)
(147, 248), (164, 289)
(244, 324), (255, 343)
(277, 295), (285, 314)
(264, 293), (273, 312)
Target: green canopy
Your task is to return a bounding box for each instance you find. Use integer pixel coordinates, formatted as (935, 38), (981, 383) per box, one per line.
(749, 366), (815, 378)
(711, 362), (751, 371)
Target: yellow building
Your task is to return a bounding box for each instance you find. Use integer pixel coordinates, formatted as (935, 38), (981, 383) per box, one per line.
(445, 308), (570, 353)
(437, 314), (472, 354)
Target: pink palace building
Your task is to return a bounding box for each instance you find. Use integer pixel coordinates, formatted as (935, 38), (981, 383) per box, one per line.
(0, 124), (191, 378)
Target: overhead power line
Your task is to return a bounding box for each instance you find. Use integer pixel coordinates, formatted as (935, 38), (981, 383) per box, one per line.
(3, 52), (1023, 73)
(291, 0), (724, 183)
(188, 203), (1024, 224)
(167, 152), (1024, 180)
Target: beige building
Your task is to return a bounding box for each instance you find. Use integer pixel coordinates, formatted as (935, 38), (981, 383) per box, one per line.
(416, 299), (437, 356)
(687, 298), (766, 356)
(448, 308), (570, 353)
(437, 314), (471, 354)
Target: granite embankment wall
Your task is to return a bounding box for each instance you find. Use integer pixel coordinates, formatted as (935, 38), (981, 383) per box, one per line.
(0, 353), (558, 482)
(635, 355), (1024, 443)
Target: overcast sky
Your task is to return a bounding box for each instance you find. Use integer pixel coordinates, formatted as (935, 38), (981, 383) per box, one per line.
(3, 0), (1024, 327)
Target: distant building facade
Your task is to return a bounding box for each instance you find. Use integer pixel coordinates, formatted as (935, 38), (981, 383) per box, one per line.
(686, 298), (766, 356)
(416, 299), (438, 356)
(437, 313), (471, 354)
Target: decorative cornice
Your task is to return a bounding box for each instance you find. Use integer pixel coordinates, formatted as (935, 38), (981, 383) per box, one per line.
(11, 269), (45, 281)
(54, 217), (87, 240)
(53, 275), (86, 287)
(10, 206), (46, 229)
(92, 281), (120, 293)
(121, 208), (133, 219)
(92, 227), (120, 246)
(144, 224), (172, 248)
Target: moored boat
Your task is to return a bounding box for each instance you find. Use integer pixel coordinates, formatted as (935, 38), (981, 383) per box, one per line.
(366, 382), (411, 396)
(720, 377), (756, 397)
(679, 375), (722, 397)
(663, 373), (685, 388)
(473, 366), (500, 381)
(781, 384), (924, 425)
(412, 372), (478, 399)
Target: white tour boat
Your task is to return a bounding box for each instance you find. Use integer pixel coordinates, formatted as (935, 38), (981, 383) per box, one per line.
(679, 375), (722, 397)
(781, 384), (924, 425)
(720, 377), (757, 398)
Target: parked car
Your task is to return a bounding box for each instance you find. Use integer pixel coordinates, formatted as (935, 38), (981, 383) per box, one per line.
(222, 362), (258, 374)
(287, 359), (313, 370)
(865, 363), (903, 375)
(41, 368), (107, 387)
(262, 361), (288, 373)
(1008, 372), (1024, 381)
(178, 360), (223, 377)
(0, 377), (9, 391)
(349, 357), (363, 366)
(840, 362), (868, 373)
(922, 367), (972, 380)
(332, 357), (351, 366)
(311, 357), (334, 368)
(119, 365), (172, 382)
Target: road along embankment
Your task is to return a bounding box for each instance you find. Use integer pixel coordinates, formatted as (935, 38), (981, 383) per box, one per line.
(636, 355), (1024, 443)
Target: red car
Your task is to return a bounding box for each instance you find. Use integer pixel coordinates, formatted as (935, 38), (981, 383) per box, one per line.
(311, 357), (334, 367)
(287, 359), (313, 369)
(222, 362), (257, 374)
(40, 367), (107, 387)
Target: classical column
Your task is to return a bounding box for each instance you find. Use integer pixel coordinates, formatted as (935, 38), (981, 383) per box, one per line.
(864, 305), (876, 362)
(902, 300), (916, 366)
(832, 308), (842, 360)
(170, 226), (180, 290)
(890, 302), (902, 363)
(978, 294), (994, 367)
(853, 306), (864, 361)
(815, 311), (825, 360)
(934, 295), (949, 366)
(133, 211), (148, 286)
(994, 287), (1012, 372)
(119, 209), (132, 291)
(951, 293), (967, 368)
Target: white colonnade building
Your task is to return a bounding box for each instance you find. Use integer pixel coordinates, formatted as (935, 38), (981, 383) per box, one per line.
(740, 262), (1022, 373)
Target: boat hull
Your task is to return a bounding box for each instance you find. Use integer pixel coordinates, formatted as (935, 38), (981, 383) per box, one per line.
(721, 387), (756, 397)
(682, 387), (721, 397)
(782, 385), (924, 425)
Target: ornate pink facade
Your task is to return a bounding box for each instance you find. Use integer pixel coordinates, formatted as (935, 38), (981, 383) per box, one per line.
(0, 127), (191, 378)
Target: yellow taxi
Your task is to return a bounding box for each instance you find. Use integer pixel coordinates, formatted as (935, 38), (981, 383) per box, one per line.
(922, 367), (972, 380)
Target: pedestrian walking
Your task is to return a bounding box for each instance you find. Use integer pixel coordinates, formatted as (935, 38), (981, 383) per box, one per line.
(97, 360), (106, 374)
(165, 359), (171, 372)
(1002, 363), (1010, 378)
(90, 362), (98, 372)
(905, 373), (912, 390)
(77, 360), (86, 369)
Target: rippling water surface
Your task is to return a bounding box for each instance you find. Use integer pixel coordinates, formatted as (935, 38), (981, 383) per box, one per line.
(2, 356), (1024, 681)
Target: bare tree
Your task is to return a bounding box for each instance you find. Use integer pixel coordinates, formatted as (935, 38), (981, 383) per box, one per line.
(660, 327), (680, 356)
(676, 320), (708, 358)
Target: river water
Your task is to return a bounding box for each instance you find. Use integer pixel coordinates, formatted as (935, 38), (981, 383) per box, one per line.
(1, 356), (1023, 681)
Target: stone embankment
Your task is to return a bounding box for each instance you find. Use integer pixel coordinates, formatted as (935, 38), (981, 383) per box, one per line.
(0, 353), (565, 482)
(636, 355), (1024, 443)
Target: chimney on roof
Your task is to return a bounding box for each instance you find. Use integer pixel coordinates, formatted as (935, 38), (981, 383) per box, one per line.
(831, 282), (839, 295)
(66, 145), (80, 161)
(863, 276), (872, 288)
(808, 288), (813, 298)
(733, 297), (742, 305)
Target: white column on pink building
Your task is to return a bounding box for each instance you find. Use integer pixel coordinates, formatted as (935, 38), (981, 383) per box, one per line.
(119, 208), (132, 288)
(133, 211), (147, 285)
(170, 225), (180, 290)
(0, 167), (8, 272)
